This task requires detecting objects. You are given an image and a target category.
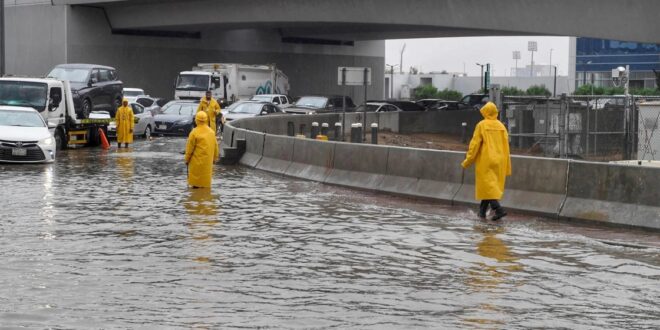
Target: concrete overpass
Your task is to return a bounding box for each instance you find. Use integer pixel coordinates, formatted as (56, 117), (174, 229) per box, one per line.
(4, 0), (660, 99)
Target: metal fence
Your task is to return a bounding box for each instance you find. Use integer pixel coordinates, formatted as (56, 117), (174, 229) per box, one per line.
(501, 95), (660, 161)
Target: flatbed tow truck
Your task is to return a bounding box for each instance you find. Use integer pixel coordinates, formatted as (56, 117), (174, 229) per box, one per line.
(0, 77), (113, 150)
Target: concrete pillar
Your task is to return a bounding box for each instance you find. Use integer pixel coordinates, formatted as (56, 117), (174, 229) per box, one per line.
(321, 123), (329, 136)
(310, 122), (319, 139)
(351, 123), (363, 143)
(334, 122), (342, 141)
(371, 123), (378, 144)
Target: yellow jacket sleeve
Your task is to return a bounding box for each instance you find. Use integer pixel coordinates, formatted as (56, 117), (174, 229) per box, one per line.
(462, 123), (483, 168)
(503, 129), (512, 176)
(184, 130), (196, 164)
(214, 137), (219, 162)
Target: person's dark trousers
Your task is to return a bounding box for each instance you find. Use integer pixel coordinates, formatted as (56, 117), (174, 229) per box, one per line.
(479, 200), (506, 220)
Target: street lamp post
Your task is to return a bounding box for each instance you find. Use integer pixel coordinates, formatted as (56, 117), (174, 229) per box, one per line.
(476, 63), (486, 92)
(512, 51), (521, 77)
(528, 41), (537, 77)
(0, 0), (5, 76)
(549, 48), (553, 76)
(386, 64), (399, 99)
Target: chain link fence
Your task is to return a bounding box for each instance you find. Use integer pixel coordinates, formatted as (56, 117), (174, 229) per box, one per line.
(501, 95), (660, 161)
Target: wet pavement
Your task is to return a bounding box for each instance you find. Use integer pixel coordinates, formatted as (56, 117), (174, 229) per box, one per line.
(0, 137), (659, 329)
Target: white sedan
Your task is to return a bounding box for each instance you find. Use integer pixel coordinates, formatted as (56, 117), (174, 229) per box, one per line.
(107, 103), (156, 139)
(0, 106), (56, 163)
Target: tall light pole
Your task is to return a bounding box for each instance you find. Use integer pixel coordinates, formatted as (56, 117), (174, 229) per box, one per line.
(528, 41), (537, 77)
(549, 48), (553, 76)
(399, 43), (406, 74)
(386, 64), (398, 99)
(512, 51), (521, 77)
(476, 63), (485, 92)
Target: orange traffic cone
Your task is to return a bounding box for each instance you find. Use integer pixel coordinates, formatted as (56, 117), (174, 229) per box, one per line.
(99, 128), (110, 150)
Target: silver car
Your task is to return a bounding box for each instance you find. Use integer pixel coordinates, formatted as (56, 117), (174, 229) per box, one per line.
(107, 103), (156, 139)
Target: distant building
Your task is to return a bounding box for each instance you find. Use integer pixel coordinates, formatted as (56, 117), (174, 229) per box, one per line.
(573, 37), (660, 89)
(511, 64), (554, 77)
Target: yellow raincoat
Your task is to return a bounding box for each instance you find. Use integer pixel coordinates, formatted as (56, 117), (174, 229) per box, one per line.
(461, 102), (512, 200)
(197, 97), (223, 133)
(115, 99), (134, 144)
(184, 111), (219, 188)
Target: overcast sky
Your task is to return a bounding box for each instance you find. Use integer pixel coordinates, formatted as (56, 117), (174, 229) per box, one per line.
(385, 36), (570, 77)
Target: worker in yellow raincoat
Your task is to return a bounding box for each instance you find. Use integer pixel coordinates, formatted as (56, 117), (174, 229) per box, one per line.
(115, 98), (134, 148)
(461, 102), (512, 221)
(184, 111), (219, 188)
(197, 90), (223, 134)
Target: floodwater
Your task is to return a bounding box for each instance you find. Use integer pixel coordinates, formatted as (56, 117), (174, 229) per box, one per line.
(0, 137), (659, 329)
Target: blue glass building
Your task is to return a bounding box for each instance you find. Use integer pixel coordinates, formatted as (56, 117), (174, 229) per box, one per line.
(575, 37), (660, 89)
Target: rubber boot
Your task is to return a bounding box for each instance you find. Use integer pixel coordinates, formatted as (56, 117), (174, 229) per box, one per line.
(478, 201), (489, 219)
(491, 206), (507, 221)
(117, 143), (122, 148)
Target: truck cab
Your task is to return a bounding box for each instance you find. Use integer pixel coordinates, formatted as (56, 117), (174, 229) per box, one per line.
(174, 71), (223, 101)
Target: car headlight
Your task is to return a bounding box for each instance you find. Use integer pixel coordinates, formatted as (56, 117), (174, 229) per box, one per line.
(40, 137), (54, 146)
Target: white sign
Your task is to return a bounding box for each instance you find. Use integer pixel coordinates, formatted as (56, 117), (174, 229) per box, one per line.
(513, 51), (521, 60)
(338, 67), (372, 86)
(528, 41), (538, 52)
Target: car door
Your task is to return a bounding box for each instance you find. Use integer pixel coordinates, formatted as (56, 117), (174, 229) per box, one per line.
(98, 69), (114, 110)
(88, 69), (103, 110)
(131, 103), (147, 135)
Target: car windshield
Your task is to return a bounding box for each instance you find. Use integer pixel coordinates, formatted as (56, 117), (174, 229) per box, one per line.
(176, 74), (209, 91)
(0, 110), (45, 127)
(47, 67), (89, 83)
(251, 95), (271, 102)
(162, 103), (197, 116)
(230, 102), (264, 114)
(124, 90), (144, 97)
(0, 81), (48, 112)
(294, 96), (327, 108)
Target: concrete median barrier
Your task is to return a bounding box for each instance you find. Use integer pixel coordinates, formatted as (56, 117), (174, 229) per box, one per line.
(560, 161), (660, 229)
(379, 146), (423, 196)
(284, 138), (336, 182)
(325, 142), (389, 190)
(416, 150), (466, 202)
(239, 131), (265, 168)
(255, 134), (295, 174)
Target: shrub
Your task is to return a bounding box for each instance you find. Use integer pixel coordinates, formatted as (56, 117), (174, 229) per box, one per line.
(501, 86), (525, 96)
(526, 85), (551, 97)
(415, 85), (439, 100)
(436, 88), (463, 101)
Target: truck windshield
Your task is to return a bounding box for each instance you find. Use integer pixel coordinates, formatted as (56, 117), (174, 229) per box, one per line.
(294, 96), (327, 109)
(176, 74), (209, 91)
(0, 110), (46, 128)
(0, 81), (49, 112)
(47, 68), (90, 83)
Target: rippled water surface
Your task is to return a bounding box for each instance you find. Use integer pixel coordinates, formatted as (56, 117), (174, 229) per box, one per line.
(1, 137), (659, 329)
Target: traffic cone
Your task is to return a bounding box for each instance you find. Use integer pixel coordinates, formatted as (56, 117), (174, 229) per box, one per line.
(99, 128), (110, 150)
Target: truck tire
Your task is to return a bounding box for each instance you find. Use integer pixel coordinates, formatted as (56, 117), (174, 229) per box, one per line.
(55, 128), (67, 151)
(81, 98), (92, 119)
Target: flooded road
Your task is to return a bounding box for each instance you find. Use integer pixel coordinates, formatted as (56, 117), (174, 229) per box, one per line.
(1, 137), (659, 329)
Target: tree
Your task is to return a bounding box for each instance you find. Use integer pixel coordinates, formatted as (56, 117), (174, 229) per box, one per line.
(415, 85), (439, 99)
(526, 85), (551, 97)
(574, 84), (604, 95)
(436, 88), (463, 101)
(501, 86), (525, 96)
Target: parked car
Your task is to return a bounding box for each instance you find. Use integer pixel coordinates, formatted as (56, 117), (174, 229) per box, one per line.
(250, 94), (295, 108)
(416, 98), (445, 109)
(354, 102), (403, 113)
(153, 100), (199, 136)
(123, 87), (145, 103)
(422, 94), (490, 111)
(0, 106), (56, 163)
(47, 64), (124, 119)
(223, 100), (284, 121)
(134, 96), (162, 116)
(107, 102), (156, 139)
(367, 100), (426, 112)
(285, 95), (356, 114)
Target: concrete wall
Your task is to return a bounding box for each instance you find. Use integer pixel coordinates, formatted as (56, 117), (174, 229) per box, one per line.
(228, 114), (660, 230)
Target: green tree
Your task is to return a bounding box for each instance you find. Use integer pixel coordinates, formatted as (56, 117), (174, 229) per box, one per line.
(603, 86), (625, 95)
(526, 85), (551, 97)
(574, 84), (605, 95)
(415, 85), (439, 99)
(631, 88), (660, 96)
(436, 88), (463, 101)
(501, 86), (525, 96)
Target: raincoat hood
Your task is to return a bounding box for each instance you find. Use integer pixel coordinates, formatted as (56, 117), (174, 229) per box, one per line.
(122, 98), (129, 106)
(480, 102), (498, 120)
(195, 111), (208, 126)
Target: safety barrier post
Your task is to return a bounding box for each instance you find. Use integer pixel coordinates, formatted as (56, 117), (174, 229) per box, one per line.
(310, 122), (319, 139)
(351, 123), (363, 143)
(287, 121), (295, 137)
(321, 123), (329, 136)
(371, 123), (378, 144)
(334, 122), (342, 141)
(461, 122), (468, 143)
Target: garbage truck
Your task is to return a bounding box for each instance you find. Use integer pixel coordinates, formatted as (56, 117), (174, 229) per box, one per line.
(174, 63), (290, 103)
(0, 77), (112, 151)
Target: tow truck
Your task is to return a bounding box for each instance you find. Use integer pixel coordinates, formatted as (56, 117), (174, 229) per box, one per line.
(0, 77), (113, 150)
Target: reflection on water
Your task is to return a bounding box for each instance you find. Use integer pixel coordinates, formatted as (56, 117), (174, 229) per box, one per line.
(0, 137), (658, 329)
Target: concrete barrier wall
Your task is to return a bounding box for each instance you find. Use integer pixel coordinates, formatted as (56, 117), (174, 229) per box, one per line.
(560, 161), (660, 229)
(227, 115), (660, 230)
(239, 131), (266, 168)
(399, 111), (482, 135)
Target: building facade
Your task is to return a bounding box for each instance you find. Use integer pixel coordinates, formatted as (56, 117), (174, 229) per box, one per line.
(574, 37), (660, 89)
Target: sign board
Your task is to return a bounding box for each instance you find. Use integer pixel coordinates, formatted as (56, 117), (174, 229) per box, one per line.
(338, 67), (372, 86)
(512, 51), (521, 60)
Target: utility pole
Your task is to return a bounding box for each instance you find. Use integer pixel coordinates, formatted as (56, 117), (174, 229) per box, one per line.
(476, 63), (485, 92)
(512, 51), (520, 77)
(386, 64), (398, 99)
(549, 48), (553, 76)
(0, 0), (5, 76)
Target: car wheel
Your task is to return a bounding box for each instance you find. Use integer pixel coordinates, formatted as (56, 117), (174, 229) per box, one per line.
(144, 125), (152, 139)
(54, 129), (66, 151)
(81, 99), (92, 119)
